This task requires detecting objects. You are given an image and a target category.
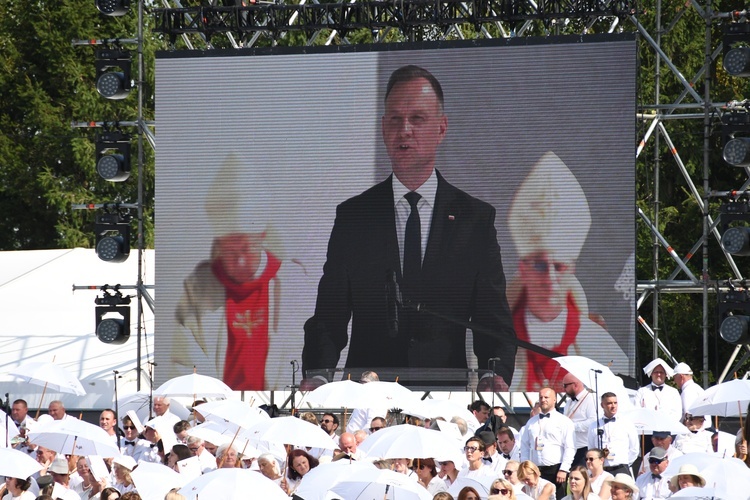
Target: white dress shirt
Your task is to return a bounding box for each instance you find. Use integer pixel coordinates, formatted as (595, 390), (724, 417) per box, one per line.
(635, 384), (682, 422)
(520, 410), (575, 472)
(563, 390), (597, 449)
(635, 470), (672, 499)
(587, 415), (638, 467)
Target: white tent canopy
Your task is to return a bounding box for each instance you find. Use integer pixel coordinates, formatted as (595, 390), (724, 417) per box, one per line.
(0, 248), (153, 410)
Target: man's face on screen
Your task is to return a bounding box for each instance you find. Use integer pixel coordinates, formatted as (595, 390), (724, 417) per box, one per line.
(212, 232), (266, 284)
(518, 251), (574, 321)
(382, 77), (447, 186)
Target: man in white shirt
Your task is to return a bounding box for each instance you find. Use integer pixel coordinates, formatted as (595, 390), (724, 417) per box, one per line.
(477, 430), (505, 474)
(673, 362), (709, 427)
(520, 387), (575, 499)
(120, 413), (157, 463)
(48, 400), (75, 421)
(587, 391), (638, 477)
(153, 396), (182, 427)
(48, 456), (82, 500)
(634, 358), (682, 423)
(634, 446), (672, 499)
(562, 372), (597, 467)
(99, 409), (119, 444)
(186, 435), (218, 472)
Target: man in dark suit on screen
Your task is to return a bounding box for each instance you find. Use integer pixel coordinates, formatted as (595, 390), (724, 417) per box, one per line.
(301, 65), (516, 390)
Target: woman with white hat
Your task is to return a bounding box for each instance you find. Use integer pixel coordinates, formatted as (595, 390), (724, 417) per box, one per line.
(605, 473), (638, 500)
(669, 464), (706, 491)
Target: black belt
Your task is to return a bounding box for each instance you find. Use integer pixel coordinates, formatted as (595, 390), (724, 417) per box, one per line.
(604, 464), (627, 472)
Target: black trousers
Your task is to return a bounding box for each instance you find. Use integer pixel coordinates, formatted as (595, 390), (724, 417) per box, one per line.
(571, 446), (588, 468)
(538, 463), (566, 499)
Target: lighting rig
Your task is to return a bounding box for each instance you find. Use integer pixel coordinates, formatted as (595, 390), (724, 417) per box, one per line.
(95, 285), (132, 344)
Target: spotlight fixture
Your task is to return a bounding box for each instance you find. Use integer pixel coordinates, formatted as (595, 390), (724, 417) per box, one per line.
(722, 226), (750, 256)
(95, 49), (132, 100)
(723, 23), (750, 77)
(95, 211), (131, 263)
(719, 201), (750, 256)
(95, 289), (131, 344)
(95, 131), (131, 182)
(95, 0), (131, 17)
(721, 111), (750, 167)
(720, 314), (750, 344)
(723, 137), (750, 167)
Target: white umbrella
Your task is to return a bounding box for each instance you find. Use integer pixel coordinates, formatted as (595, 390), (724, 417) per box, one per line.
(688, 379), (750, 417)
(305, 380), (416, 409)
(329, 467), (432, 500)
(0, 447), (43, 479)
(0, 416), (20, 448)
(669, 486), (717, 499)
(9, 361), (85, 396)
(130, 462), (187, 500)
(154, 372), (234, 398)
(178, 468), (289, 500)
(697, 457), (750, 498)
(295, 460), (376, 500)
(620, 408), (691, 435)
(194, 399), (270, 429)
(664, 453), (723, 476)
(358, 424), (463, 462)
(552, 355), (617, 390)
(239, 416), (337, 450)
(446, 476), (495, 500)
(28, 418), (121, 458)
(399, 399), (480, 429)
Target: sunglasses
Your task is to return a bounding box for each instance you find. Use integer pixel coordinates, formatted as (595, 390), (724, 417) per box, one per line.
(648, 458), (666, 464)
(585, 457), (599, 462)
(502, 469), (516, 476)
(490, 488), (510, 495)
(321, 419), (334, 423)
(123, 425), (136, 430)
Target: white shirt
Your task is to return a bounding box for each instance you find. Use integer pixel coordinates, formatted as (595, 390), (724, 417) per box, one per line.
(346, 407), (387, 434)
(587, 415), (638, 467)
(680, 379), (710, 428)
(457, 464), (497, 480)
(674, 429), (713, 454)
(393, 170), (438, 268)
(483, 450), (507, 474)
(634, 384), (682, 422)
(635, 470), (672, 499)
(563, 390), (597, 449)
(520, 410), (576, 472)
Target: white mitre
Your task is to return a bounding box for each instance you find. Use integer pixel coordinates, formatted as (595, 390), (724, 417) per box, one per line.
(508, 151), (591, 262)
(205, 152), (269, 236)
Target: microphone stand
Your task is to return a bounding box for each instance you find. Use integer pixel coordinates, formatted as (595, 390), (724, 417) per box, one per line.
(593, 369), (603, 450)
(289, 360), (299, 415)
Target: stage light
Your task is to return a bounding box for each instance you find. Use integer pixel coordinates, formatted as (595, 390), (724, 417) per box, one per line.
(95, 291), (131, 344)
(723, 137), (750, 167)
(95, 49), (132, 100)
(722, 226), (750, 256)
(95, 131), (131, 181)
(95, 212), (131, 263)
(724, 47), (750, 77)
(96, 0), (131, 16)
(720, 314), (750, 344)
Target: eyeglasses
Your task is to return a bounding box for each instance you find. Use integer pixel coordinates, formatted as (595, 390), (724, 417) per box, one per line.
(123, 425), (136, 430)
(502, 469), (516, 476)
(648, 457), (666, 464)
(321, 419), (334, 424)
(490, 488), (510, 495)
(369, 427), (383, 432)
(464, 446), (480, 453)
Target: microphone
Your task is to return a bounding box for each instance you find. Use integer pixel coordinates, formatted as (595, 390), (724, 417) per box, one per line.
(386, 270), (401, 338)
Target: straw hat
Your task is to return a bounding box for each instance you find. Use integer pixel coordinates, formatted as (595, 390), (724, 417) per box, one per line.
(606, 473), (639, 495)
(669, 464), (707, 489)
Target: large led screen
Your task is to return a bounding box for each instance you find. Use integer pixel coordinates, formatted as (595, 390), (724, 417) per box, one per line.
(154, 37), (637, 392)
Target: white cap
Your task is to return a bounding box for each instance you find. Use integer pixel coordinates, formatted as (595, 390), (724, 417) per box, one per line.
(643, 358), (675, 378)
(48, 456), (69, 474)
(673, 362), (693, 376)
(508, 151), (591, 262)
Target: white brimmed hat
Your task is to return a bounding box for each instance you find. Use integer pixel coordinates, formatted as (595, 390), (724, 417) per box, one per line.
(606, 473), (639, 494)
(669, 464), (706, 488)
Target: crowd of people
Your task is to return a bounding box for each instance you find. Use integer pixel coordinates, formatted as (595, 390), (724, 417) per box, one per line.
(1, 362), (749, 500)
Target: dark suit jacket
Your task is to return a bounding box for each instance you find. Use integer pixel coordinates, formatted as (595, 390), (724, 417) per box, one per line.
(302, 171), (516, 384)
